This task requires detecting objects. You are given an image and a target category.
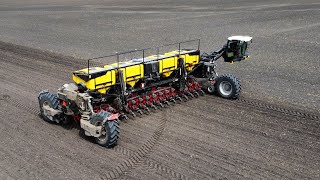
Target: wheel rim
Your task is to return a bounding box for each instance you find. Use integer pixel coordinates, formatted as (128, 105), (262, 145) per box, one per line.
(207, 85), (214, 93)
(219, 81), (233, 96)
(95, 121), (107, 142)
(98, 128), (107, 141)
(42, 101), (53, 121)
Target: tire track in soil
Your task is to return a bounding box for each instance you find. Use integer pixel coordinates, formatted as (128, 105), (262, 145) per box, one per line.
(219, 96), (319, 122)
(183, 97), (320, 154)
(4, 90), (319, 179)
(0, 103), (128, 179)
(114, 139), (188, 179)
(0, 41), (187, 180)
(1, 94), (187, 180)
(167, 108), (314, 179)
(1, 64), (317, 177)
(176, 97), (319, 178)
(159, 114), (281, 179)
(1, 41), (319, 123)
(176, 106), (320, 161)
(104, 114), (167, 179)
(0, 41), (84, 69)
(143, 159), (188, 180)
(1, 94), (39, 115)
(236, 98), (320, 121)
(205, 96), (320, 135)
(0, 41), (109, 68)
(207, 96), (320, 144)
(1, 41), (319, 179)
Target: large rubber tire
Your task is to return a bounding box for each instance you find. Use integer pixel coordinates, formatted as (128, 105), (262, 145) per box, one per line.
(38, 92), (60, 123)
(215, 74), (241, 99)
(90, 111), (120, 148)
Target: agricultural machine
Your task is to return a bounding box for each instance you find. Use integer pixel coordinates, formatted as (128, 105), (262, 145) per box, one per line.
(38, 36), (252, 148)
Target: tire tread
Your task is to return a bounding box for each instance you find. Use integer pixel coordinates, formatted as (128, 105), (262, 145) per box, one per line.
(90, 111), (120, 148)
(38, 92), (59, 122)
(215, 74), (241, 99)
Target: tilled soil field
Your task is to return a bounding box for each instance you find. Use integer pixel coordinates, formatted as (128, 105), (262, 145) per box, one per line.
(0, 41), (319, 180)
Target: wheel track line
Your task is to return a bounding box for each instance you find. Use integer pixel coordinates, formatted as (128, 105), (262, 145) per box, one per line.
(2, 94), (186, 180)
(0, 41), (84, 69)
(0, 103), (123, 179)
(237, 98), (320, 121)
(171, 104), (319, 178)
(0, 51), (70, 81)
(1, 50), (189, 179)
(1, 40), (319, 121)
(203, 96), (320, 136)
(248, 108), (320, 138)
(1, 40), (319, 179)
(182, 102), (320, 155)
(182, 100), (320, 147)
(113, 145), (188, 180)
(145, 113), (250, 179)
(4, 95), (318, 179)
(3, 49), (319, 127)
(202, 97), (320, 142)
(116, 110), (244, 179)
(158, 122), (295, 179)
(206, 96), (320, 122)
(0, 41), (103, 69)
(144, 159), (188, 180)
(104, 113), (167, 179)
(145, 147), (233, 180)
(3, 92), (319, 177)
(0, 98), (145, 179)
(114, 117), (190, 179)
(3, 64), (320, 179)
(1, 95), (39, 115)
(1, 91), (318, 160)
(0, 40), (170, 174)
(3, 93), (320, 159)
(164, 134), (310, 180)
(148, 145), (244, 179)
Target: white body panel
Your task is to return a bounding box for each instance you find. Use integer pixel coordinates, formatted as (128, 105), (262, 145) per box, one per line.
(228, 36), (252, 42)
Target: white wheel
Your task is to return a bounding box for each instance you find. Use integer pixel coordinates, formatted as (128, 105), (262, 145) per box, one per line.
(42, 101), (54, 121)
(218, 81), (233, 96)
(38, 92), (60, 123)
(215, 74), (241, 99)
(90, 111), (120, 148)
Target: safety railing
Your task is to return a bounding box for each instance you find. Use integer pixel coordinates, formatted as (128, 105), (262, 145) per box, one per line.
(86, 39), (200, 75)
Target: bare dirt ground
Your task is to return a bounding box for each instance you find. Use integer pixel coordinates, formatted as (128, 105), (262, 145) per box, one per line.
(0, 0), (320, 179)
(0, 41), (319, 180)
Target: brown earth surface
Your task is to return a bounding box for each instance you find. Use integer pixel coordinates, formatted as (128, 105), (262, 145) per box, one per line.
(0, 41), (319, 180)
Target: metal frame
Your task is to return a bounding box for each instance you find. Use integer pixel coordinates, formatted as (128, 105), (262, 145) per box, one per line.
(86, 39), (201, 75)
(85, 39), (200, 91)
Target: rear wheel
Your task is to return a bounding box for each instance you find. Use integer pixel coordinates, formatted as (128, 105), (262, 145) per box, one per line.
(90, 111), (120, 148)
(38, 91), (60, 123)
(215, 74), (241, 99)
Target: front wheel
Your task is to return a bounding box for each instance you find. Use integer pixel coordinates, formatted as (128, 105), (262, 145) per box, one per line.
(215, 74), (241, 99)
(38, 91), (60, 123)
(90, 111), (120, 148)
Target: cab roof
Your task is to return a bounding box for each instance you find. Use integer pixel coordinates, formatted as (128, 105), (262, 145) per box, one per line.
(228, 36), (252, 42)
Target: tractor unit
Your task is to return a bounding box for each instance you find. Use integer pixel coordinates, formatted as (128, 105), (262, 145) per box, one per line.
(38, 36), (252, 148)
